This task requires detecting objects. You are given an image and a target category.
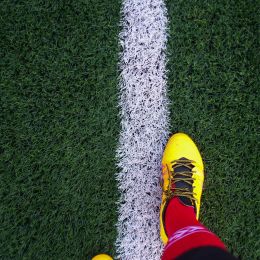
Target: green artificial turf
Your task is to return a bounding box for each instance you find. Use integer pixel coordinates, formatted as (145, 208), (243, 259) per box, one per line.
(0, 0), (120, 259)
(1, 0), (259, 259)
(167, 0), (259, 259)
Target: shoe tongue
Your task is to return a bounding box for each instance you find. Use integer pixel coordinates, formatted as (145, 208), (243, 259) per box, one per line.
(173, 157), (194, 207)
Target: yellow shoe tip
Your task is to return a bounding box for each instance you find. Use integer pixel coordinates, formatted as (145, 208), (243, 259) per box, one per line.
(92, 254), (113, 260)
(172, 132), (193, 140)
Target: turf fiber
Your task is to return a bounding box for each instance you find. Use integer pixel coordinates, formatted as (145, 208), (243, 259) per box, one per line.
(0, 0), (121, 259)
(167, 0), (259, 259)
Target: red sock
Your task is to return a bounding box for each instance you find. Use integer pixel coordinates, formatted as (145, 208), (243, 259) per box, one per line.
(162, 198), (226, 260)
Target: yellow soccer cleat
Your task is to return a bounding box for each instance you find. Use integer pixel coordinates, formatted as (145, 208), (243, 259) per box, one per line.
(92, 254), (113, 260)
(160, 133), (204, 245)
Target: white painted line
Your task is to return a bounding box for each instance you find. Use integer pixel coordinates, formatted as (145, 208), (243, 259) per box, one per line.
(116, 0), (170, 259)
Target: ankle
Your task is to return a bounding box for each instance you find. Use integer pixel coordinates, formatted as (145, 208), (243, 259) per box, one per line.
(165, 197), (200, 237)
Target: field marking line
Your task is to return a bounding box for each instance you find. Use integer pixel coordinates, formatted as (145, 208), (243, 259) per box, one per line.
(116, 0), (170, 259)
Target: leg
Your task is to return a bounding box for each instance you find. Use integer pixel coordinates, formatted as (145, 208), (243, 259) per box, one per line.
(160, 133), (236, 259)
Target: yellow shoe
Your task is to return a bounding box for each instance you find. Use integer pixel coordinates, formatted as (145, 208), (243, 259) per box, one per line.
(92, 254), (113, 260)
(160, 133), (204, 245)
